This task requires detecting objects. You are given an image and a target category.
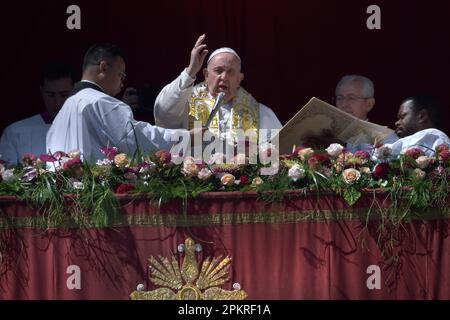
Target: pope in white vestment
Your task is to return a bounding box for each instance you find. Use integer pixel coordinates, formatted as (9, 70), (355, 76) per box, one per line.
(46, 81), (182, 163)
(154, 69), (282, 131)
(154, 40), (282, 136)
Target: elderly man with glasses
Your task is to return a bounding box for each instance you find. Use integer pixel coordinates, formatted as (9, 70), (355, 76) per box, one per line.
(302, 74), (398, 151)
(334, 75), (376, 121)
(334, 74), (398, 151)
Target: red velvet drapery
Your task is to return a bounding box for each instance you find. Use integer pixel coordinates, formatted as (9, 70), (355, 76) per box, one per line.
(1, 191), (449, 299)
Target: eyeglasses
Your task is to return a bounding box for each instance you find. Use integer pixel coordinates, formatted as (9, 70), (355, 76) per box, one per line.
(333, 95), (371, 103)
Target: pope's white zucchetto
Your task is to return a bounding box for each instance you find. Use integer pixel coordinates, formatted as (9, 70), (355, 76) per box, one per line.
(207, 47), (241, 65)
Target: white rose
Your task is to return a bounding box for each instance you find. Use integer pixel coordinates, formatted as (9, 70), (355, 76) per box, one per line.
(1, 169), (16, 182)
(342, 168), (361, 184)
(68, 149), (81, 158)
(412, 168), (426, 180)
(288, 164), (305, 182)
(360, 167), (372, 175)
(251, 177), (264, 186)
(197, 168), (213, 180)
(182, 157), (200, 177)
(220, 173), (235, 186)
(326, 143), (344, 157)
(416, 156), (432, 169)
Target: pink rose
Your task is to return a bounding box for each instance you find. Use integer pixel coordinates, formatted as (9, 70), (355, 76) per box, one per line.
(354, 150), (370, 159)
(404, 147), (424, 159)
(437, 144), (449, 154)
(439, 150), (450, 163)
(155, 150), (171, 164)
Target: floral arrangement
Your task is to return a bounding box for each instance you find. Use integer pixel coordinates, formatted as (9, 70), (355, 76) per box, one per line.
(1, 142), (450, 229)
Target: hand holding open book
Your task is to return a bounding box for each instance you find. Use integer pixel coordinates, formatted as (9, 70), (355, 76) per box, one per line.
(276, 97), (395, 154)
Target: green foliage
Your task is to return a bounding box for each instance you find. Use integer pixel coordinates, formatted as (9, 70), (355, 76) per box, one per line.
(343, 187), (362, 206)
(1, 145), (449, 232)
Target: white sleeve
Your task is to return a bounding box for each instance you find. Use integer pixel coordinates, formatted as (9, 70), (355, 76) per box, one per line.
(96, 99), (186, 154)
(259, 103), (282, 129)
(154, 69), (196, 129)
(390, 129), (450, 157)
(0, 126), (19, 165)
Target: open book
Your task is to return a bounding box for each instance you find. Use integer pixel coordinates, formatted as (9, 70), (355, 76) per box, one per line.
(276, 97), (395, 154)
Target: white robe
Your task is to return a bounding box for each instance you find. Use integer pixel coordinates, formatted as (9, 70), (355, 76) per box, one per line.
(154, 69), (282, 130)
(386, 128), (450, 157)
(0, 114), (51, 165)
(46, 86), (182, 162)
(346, 132), (399, 153)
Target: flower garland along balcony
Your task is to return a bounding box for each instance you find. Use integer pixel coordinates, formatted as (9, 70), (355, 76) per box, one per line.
(0, 143), (449, 232)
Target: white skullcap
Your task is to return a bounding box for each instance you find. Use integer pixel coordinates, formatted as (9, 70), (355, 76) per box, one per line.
(207, 47), (241, 65)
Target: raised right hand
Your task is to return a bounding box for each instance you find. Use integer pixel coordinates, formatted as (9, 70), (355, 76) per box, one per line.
(186, 34), (209, 78)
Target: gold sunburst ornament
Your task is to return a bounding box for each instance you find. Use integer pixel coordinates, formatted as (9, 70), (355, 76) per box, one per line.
(130, 238), (248, 300)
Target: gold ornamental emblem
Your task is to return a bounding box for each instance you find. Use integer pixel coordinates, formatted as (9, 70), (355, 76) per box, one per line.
(130, 238), (247, 300)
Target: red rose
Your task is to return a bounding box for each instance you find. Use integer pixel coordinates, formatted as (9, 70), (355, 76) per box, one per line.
(115, 183), (135, 194)
(310, 153), (330, 164)
(404, 148), (424, 159)
(354, 150), (370, 159)
(373, 163), (390, 179)
(239, 176), (249, 185)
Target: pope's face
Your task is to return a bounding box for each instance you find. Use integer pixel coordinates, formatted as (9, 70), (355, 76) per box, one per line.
(203, 53), (244, 103)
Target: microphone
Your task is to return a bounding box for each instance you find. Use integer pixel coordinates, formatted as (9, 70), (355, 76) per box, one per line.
(204, 92), (226, 128)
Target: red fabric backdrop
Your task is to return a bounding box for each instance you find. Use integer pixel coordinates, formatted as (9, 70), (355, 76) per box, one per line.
(1, 0), (450, 134)
(1, 192), (449, 299)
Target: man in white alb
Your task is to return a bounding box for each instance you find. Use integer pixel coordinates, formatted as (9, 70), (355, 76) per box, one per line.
(388, 95), (450, 156)
(0, 61), (74, 165)
(46, 43), (189, 163)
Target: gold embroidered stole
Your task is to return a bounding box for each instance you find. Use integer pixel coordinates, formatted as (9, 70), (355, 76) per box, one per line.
(188, 83), (260, 138)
